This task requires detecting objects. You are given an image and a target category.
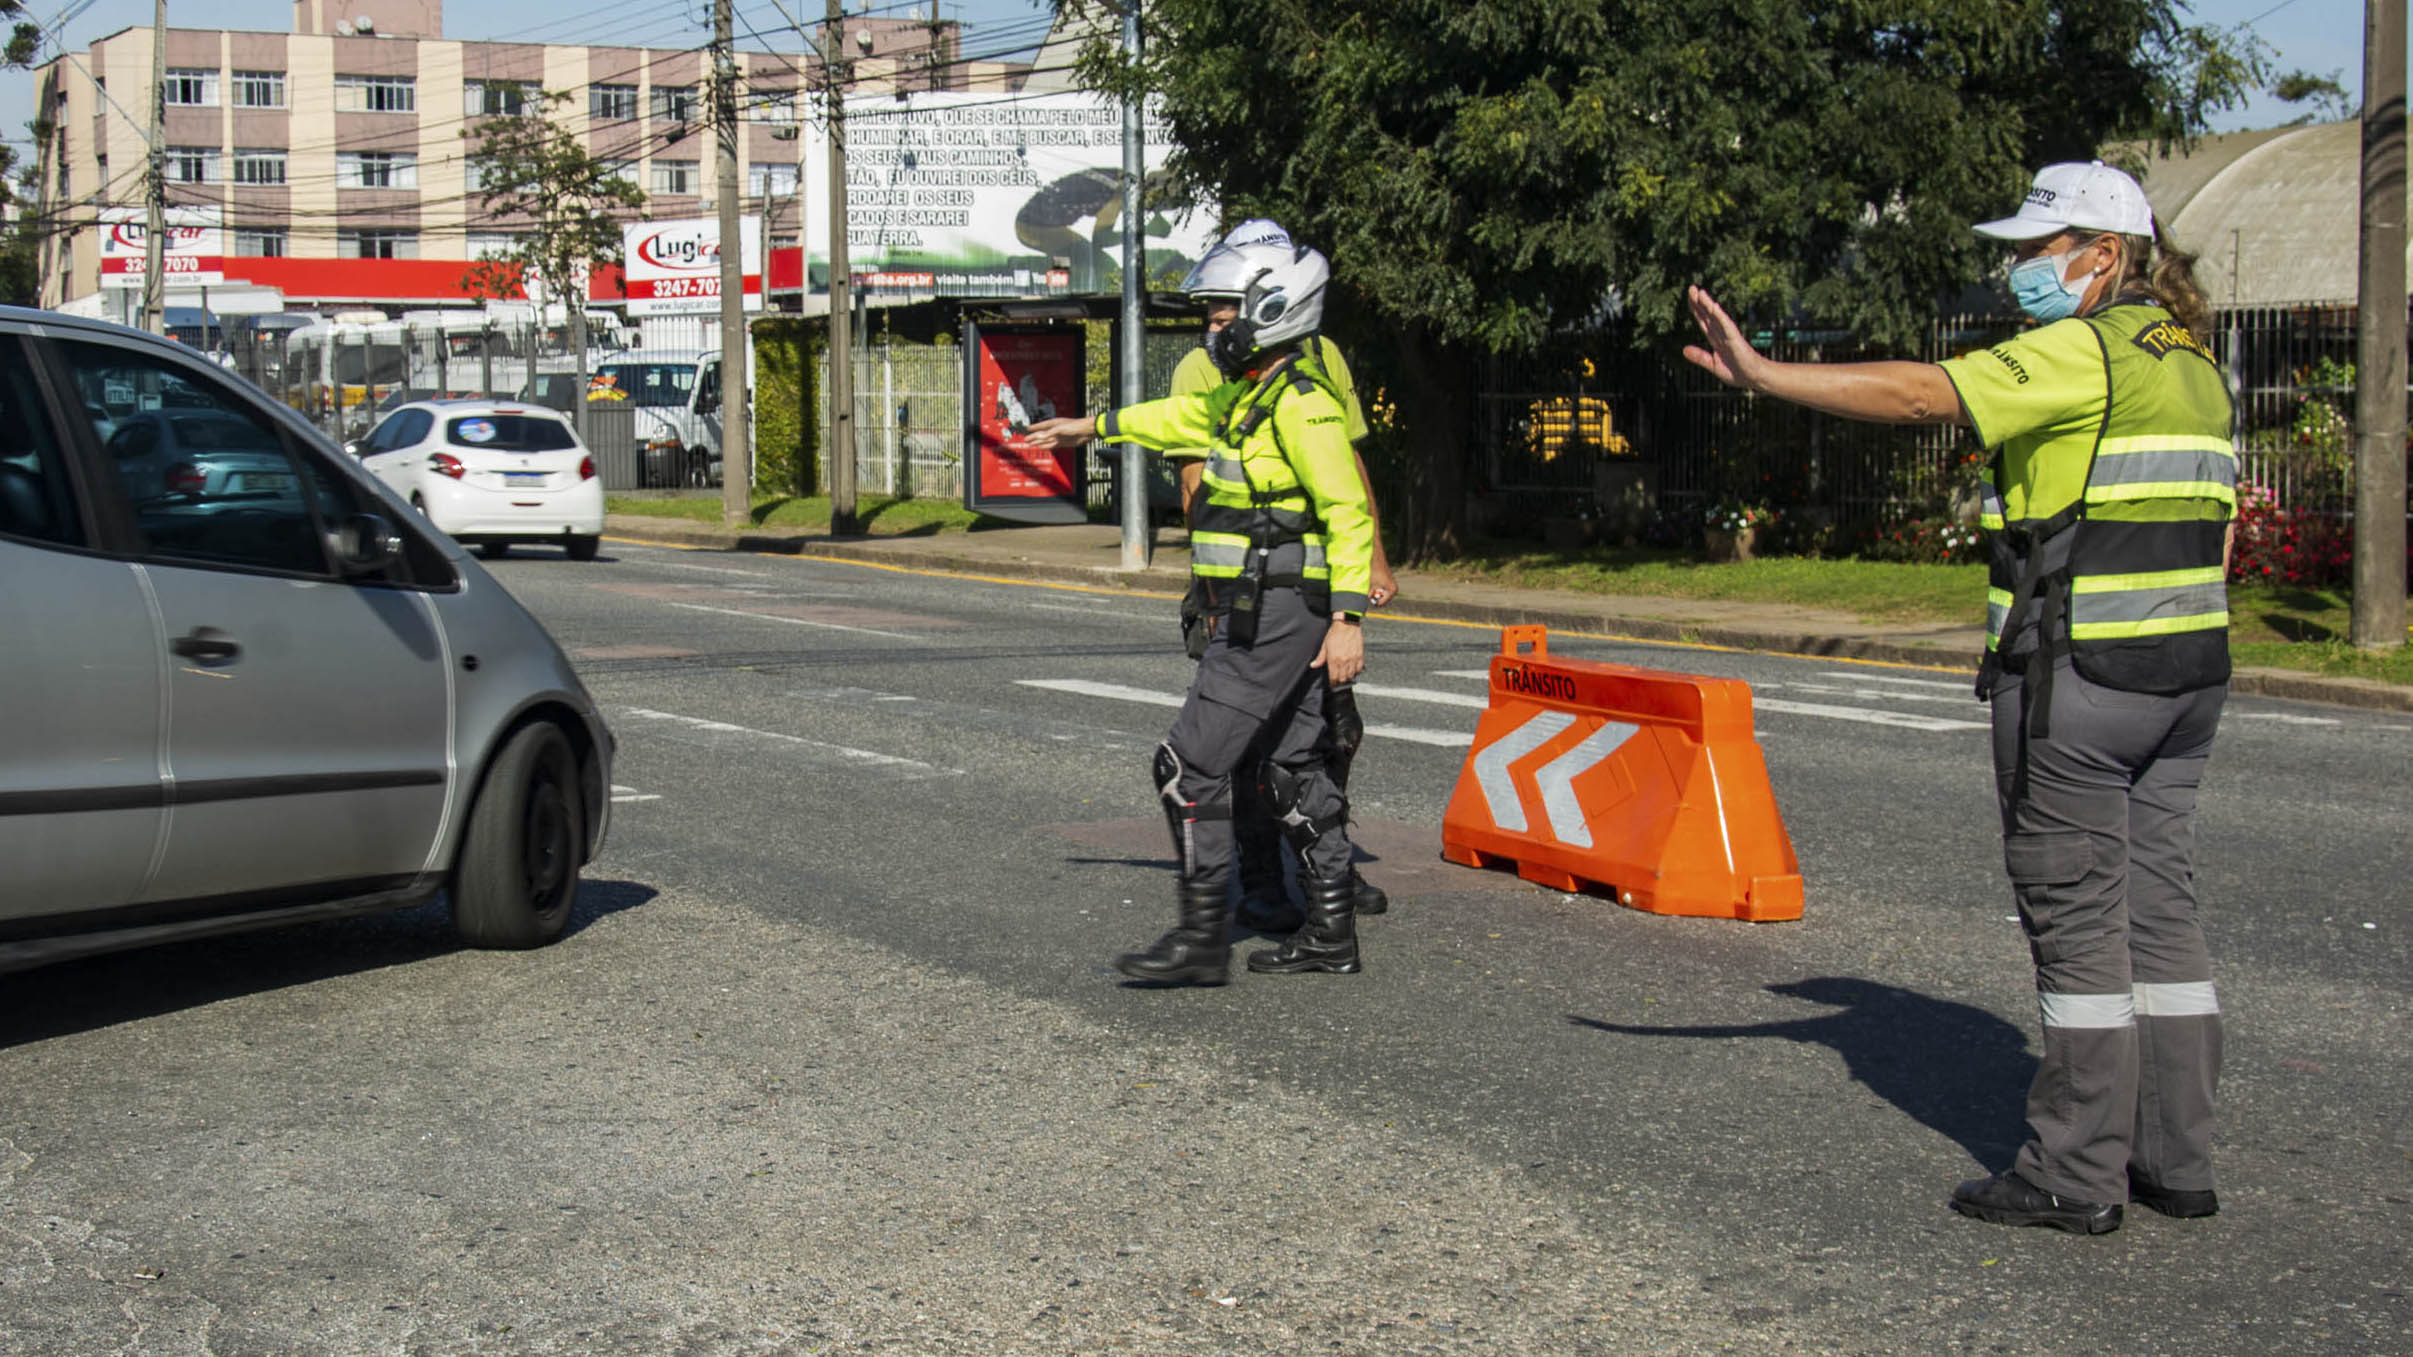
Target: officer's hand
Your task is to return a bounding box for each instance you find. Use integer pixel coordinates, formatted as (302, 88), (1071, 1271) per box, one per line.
(1023, 416), (1096, 451)
(1681, 286), (1770, 392)
(1369, 558), (1398, 608)
(1313, 618), (1364, 684)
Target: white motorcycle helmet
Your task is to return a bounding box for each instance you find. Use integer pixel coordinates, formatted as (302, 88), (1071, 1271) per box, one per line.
(1183, 221), (1329, 376)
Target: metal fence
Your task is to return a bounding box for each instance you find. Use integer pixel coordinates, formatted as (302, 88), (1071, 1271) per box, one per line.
(1471, 299), (2386, 524)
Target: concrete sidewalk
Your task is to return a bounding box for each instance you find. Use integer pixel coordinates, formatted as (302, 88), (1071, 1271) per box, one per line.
(601, 513), (2413, 713)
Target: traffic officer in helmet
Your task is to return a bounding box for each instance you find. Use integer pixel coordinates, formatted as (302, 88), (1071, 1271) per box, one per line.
(1025, 227), (1376, 985)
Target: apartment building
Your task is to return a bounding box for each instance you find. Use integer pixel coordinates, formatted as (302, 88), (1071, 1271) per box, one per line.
(32, 0), (1022, 312)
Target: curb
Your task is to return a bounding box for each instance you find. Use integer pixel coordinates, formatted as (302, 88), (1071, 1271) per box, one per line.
(600, 517), (2412, 714)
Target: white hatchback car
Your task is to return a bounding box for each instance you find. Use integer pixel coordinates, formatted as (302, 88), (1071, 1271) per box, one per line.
(354, 400), (606, 560)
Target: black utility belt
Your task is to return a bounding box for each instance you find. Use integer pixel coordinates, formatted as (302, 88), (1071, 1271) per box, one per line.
(1202, 573), (1323, 601)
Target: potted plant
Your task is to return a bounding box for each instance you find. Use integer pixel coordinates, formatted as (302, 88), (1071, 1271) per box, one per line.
(1702, 500), (1776, 562)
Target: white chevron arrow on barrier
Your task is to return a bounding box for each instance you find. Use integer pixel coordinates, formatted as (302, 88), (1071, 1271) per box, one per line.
(1533, 721), (1640, 847)
(1471, 710), (1574, 833)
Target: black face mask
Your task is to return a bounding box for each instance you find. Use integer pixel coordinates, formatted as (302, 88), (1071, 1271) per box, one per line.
(1206, 320), (1258, 380)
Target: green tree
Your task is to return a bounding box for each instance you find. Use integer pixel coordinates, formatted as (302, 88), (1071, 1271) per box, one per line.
(2272, 68), (2353, 124)
(460, 90), (647, 339)
(1074, 1), (2266, 555)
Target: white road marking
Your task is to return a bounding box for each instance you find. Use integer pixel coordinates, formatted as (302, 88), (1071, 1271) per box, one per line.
(1015, 678), (1472, 747)
(637, 559), (772, 578)
(1782, 681), (1978, 707)
(1432, 669), (1492, 681)
(621, 708), (956, 774)
(2232, 712), (2344, 727)
(1026, 601), (1171, 624)
(1753, 697), (1986, 731)
(1820, 671), (1970, 692)
(609, 784), (661, 804)
(1354, 682), (1488, 710)
(662, 600), (920, 640)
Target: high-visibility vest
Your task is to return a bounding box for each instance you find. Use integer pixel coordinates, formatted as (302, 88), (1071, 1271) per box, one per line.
(1101, 346), (1373, 615)
(1978, 302), (2236, 694)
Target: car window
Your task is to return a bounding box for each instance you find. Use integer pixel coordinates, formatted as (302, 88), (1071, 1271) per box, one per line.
(396, 409), (435, 446)
(590, 362), (696, 407)
(0, 340), (86, 547)
(59, 338), (340, 576)
(363, 411), (409, 454)
(448, 413), (576, 452)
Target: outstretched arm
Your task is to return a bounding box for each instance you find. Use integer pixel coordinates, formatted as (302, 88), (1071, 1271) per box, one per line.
(1683, 286), (1969, 427)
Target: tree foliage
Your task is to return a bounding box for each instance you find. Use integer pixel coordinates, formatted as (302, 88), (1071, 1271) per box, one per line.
(1071, 0), (2269, 553)
(2272, 68), (2354, 125)
(459, 90), (647, 315)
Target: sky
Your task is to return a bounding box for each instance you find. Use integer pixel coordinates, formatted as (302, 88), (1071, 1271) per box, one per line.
(0, 0), (2378, 168)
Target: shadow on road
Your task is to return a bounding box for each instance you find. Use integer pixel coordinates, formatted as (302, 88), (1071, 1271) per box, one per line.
(0, 879), (656, 1049)
(1569, 976), (2034, 1167)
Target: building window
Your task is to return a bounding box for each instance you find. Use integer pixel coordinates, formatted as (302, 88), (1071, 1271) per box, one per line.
(747, 162), (797, 197)
(339, 229), (417, 259)
(163, 68), (218, 107)
(590, 84), (637, 121)
(232, 70), (284, 108)
(746, 89), (797, 125)
(466, 231), (522, 259)
(601, 159), (638, 189)
(338, 151), (418, 189)
(650, 159), (699, 195)
(234, 228), (287, 257)
(464, 80), (538, 118)
(649, 85), (698, 123)
(231, 149), (287, 186)
(335, 75), (416, 114)
(165, 146), (220, 184)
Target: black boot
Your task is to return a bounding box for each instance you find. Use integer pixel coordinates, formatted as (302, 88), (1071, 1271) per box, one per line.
(1234, 837), (1303, 936)
(1114, 879), (1231, 986)
(1246, 874), (1361, 975)
(1350, 869), (1389, 917)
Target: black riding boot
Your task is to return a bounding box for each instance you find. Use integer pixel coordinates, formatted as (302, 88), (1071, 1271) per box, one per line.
(1114, 879), (1232, 986)
(1246, 873), (1361, 975)
(1233, 826), (1303, 936)
(1350, 869), (1389, 916)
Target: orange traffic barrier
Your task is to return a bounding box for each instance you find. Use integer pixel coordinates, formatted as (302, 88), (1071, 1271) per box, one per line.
(1440, 626), (1803, 922)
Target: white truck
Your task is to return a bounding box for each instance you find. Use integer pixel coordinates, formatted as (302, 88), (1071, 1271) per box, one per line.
(585, 349), (726, 487)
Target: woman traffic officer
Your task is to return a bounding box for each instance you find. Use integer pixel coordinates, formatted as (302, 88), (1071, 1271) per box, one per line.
(1684, 161), (2235, 1235)
(1024, 229), (1377, 986)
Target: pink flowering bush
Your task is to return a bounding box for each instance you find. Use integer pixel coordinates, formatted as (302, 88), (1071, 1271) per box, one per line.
(2228, 480), (2352, 587)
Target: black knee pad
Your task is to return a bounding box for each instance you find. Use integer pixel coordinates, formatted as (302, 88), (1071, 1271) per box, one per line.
(1259, 759), (1345, 859)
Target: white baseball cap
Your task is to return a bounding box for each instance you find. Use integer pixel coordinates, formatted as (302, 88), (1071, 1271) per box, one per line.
(1972, 161), (2155, 241)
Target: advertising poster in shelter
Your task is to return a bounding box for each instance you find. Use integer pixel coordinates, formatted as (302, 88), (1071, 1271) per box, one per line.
(798, 92), (1220, 298)
(962, 324), (1085, 523)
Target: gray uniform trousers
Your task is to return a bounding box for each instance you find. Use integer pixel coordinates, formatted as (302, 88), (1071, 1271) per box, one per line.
(1164, 583), (1354, 888)
(1991, 654), (2226, 1205)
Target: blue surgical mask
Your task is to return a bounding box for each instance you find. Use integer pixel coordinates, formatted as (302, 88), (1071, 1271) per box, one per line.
(2008, 248), (2089, 323)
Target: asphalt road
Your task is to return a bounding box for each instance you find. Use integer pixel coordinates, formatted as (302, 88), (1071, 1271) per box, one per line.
(3, 538), (2407, 1355)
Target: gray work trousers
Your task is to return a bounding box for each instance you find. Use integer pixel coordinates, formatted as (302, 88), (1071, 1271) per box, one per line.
(1992, 654), (2226, 1204)
(1163, 585), (1353, 889)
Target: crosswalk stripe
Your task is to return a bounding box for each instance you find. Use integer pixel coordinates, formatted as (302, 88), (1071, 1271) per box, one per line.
(621, 708), (958, 775)
(1819, 671), (1971, 692)
(1351, 682), (1487, 709)
(1015, 679), (1473, 747)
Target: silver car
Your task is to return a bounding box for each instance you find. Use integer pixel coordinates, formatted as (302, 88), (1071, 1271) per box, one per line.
(0, 307), (613, 973)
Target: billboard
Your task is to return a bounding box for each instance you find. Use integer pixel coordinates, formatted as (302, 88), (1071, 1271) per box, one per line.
(961, 322), (1087, 523)
(621, 215), (764, 316)
(99, 207), (224, 288)
(799, 93), (1219, 296)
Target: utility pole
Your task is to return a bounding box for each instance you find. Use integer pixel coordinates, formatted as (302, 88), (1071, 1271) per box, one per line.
(1116, 2), (1147, 568)
(142, 0), (166, 335)
(714, 0), (752, 526)
(825, 0), (857, 532)
(2351, 0), (2407, 650)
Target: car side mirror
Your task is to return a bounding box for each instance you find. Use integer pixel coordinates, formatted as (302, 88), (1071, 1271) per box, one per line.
(343, 440), (364, 458)
(329, 512), (402, 576)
